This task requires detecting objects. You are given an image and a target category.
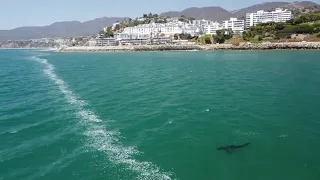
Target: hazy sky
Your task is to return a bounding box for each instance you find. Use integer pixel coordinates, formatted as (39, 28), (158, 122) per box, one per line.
(0, 0), (318, 29)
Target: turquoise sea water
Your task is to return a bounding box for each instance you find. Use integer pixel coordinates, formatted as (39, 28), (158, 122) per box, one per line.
(1, 50), (320, 180)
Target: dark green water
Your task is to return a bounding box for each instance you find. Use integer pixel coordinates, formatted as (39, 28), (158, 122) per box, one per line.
(1, 50), (320, 180)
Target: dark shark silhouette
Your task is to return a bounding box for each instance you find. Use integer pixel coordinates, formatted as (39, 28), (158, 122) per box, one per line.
(217, 143), (250, 153)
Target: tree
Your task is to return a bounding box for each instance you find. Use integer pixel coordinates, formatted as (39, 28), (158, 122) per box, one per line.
(287, 19), (294, 25)
(153, 14), (158, 18)
(133, 20), (140, 26)
(224, 29), (233, 39)
(203, 34), (212, 44)
(143, 14), (148, 18)
(213, 29), (233, 43)
(242, 31), (249, 41)
(179, 33), (192, 40)
(213, 35), (225, 43)
(174, 34), (179, 40)
(313, 23), (320, 33)
(186, 33), (192, 40)
(105, 31), (114, 38)
(275, 23), (285, 30)
(257, 35), (263, 41)
(296, 24), (315, 34)
(178, 18), (185, 22)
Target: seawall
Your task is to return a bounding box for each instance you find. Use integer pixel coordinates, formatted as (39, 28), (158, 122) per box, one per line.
(58, 42), (320, 52)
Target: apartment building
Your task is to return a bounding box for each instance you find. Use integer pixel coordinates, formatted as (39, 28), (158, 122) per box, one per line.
(222, 18), (245, 34)
(203, 22), (222, 35)
(246, 8), (292, 27)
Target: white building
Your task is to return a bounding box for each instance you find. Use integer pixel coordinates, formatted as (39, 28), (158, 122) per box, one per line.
(166, 17), (180, 23)
(203, 22), (222, 35)
(103, 22), (120, 32)
(111, 22), (120, 30)
(222, 18), (245, 34)
(246, 8), (292, 27)
(137, 18), (146, 21)
(114, 33), (150, 40)
(115, 22), (201, 40)
(121, 23), (184, 35)
(89, 38), (116, 46)
(193, 19), (218, 26)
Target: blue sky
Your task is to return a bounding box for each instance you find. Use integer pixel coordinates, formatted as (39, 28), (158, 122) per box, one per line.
(0, 0), (318, 30)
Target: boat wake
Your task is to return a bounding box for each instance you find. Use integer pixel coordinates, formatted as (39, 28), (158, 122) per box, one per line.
(31, 55), (173, 180)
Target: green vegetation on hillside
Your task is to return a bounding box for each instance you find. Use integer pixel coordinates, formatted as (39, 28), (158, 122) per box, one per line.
(178, 15), (195, 23)
(97, 12), (320, 43)
(189, 29), (234, 44)
(243, 13), (320, 41)
(213, 29), (233, 43)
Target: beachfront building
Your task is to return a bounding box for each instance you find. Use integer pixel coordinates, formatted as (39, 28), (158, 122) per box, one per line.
(121, 23), (184, 35)
(203, 22), (222, 35)
(246, 8), (292, 27)
(113, 21), (204, 45)
(222, 18), (245, 34)
(89, 38), (116, 46)
(115, 22), (201, 39)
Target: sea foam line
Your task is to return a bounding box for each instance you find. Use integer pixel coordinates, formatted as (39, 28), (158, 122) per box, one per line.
(32, 56), (173, 180)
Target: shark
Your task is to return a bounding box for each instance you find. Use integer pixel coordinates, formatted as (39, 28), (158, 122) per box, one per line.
(217, 143), (250, 153)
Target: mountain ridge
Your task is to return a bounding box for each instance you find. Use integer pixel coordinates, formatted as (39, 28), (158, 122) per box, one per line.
(161, 1), (320, 20)
(0, 17), (127, 42)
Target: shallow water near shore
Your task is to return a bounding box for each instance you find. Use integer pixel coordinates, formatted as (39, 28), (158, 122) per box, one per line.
(1, 50), (320, 180)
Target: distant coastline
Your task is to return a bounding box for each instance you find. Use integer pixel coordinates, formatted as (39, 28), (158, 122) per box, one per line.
(55, 42), (320, 52)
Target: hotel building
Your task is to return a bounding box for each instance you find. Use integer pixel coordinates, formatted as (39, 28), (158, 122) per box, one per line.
(246, 8), (292, 27)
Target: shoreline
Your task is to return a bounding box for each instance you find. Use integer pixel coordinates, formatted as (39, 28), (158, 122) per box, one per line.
(2, 42), (319, 52)
(57, 42), (320, 52)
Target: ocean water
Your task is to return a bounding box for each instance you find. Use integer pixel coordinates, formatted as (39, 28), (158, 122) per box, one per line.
(1, 50), (320, 180)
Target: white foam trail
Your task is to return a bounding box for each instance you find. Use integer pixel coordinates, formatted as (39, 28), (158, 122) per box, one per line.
(32, 56), (173, 180)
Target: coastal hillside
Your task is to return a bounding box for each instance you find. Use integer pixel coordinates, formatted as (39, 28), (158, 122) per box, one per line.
(0, 17), (127, 42)
(232, 2), (290, 18)
(161, 7), (232, 22)
(161, 1), (320, 20)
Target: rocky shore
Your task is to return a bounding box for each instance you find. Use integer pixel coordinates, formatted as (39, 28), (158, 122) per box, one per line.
(58, 45), (203, 52)
(204, 42), (320, 50)
(57, 42), (320, 52)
